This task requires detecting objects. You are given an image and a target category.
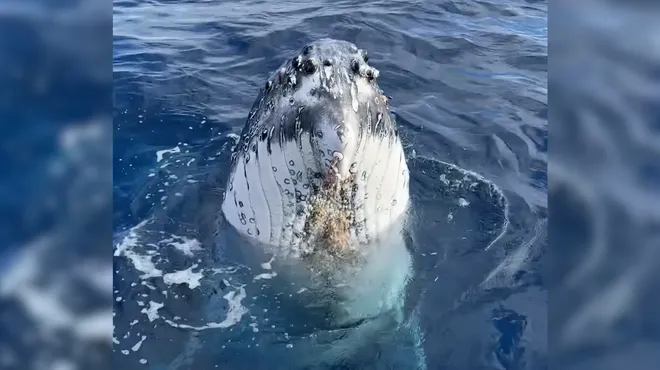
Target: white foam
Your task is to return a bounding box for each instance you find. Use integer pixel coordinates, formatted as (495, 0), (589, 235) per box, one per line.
(260, 256), (274, 270)
(427, 157), (510, 251)
(482, 219), (544, 289)
(114, 217), (252, 346)
(163, 265), (203, 289)
(114, 219), (163, 279)
(131, 335), (147, 352)
(162, 287), (248, 330)
(160, 236), (201, 256)
(156, 146), (181, 162)
(254, 272), (277, 281)
(141, 301), (163, 322)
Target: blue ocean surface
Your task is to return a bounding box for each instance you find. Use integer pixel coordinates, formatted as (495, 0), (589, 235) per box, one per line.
(112, 1), (547, 369)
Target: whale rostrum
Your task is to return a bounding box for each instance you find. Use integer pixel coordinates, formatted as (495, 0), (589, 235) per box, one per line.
(222, 39), (410, 259)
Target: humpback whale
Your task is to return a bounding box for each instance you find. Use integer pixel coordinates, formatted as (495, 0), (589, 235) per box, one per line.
(220, 39), (422, 369)
(222, 38), (409, 257)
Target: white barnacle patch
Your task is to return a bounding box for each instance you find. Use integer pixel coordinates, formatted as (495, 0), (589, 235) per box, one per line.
(284, 66), (322, 109)
(322, 63), (349, 99)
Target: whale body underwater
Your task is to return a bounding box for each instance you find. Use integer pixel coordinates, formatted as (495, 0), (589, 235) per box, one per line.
(220, 39), (425, 369)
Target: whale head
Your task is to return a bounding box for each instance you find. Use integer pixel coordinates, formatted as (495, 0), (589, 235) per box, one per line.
(222, 39), (409, 258)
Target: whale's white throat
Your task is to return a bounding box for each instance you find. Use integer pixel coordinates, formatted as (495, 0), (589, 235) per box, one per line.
(221, 39), (409, 258)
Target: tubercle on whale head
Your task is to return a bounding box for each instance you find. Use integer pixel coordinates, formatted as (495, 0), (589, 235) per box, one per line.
(244, 39), (398, 178)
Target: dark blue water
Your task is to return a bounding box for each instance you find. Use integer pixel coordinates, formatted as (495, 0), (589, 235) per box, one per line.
(112, 1), (547, 369)
(0, 2), (113, 369)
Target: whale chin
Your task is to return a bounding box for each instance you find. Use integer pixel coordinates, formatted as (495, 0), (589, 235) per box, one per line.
(221, 39), (410, 258)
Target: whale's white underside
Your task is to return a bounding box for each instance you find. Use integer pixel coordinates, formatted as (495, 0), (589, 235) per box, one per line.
(221, 133), (409, 257)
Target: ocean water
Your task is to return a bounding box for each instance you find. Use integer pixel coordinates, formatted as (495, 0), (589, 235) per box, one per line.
(110, 0), (548, 369)
(6, 1), (660, 370)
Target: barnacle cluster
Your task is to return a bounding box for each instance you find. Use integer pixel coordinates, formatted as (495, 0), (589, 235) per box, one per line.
(303, 153), (358, 262)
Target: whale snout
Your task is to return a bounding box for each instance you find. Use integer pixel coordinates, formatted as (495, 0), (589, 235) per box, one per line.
(287, 39), (394, 178)
(305, 105), (361, 179)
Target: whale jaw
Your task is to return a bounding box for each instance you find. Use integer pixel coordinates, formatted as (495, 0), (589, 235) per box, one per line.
(221, 39), (409, 258)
